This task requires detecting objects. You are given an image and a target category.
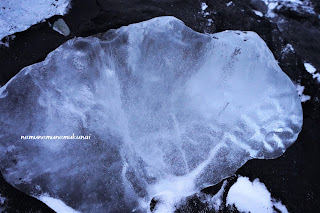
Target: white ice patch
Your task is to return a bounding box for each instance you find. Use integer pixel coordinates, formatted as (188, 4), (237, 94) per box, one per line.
(0, 17), (302, 212)
(296, 84), (311, 102)
(227, 176), (289, 213)
(0, 0), (71, 40)
(39, 195), (80, 213)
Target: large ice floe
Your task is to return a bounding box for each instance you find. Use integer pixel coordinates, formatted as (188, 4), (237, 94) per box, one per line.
(0, 0), (71, 40)
(0, 17), (302, 212)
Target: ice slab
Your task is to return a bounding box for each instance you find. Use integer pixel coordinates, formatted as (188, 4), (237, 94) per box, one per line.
(0, 17), (302, 212)
(0, 0), (70, 40)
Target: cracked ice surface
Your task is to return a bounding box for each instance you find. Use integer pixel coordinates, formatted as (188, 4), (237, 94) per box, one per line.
(0, 17), (302, 212)
(0, 0), (70, 40)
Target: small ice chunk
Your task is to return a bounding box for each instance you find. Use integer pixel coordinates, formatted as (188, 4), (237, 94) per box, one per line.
(227, 1), (233, 7)
(304, 62), (319, 83)
(207, 18), (213, 26)
(296, 84), (311, 102)
(201, 3), (208, 11)
(203, 12), (210, 17)
(313, 73), (320, 82)
(53, 18), (70, 36)
(227, 176), (289, 213)
(0, 35), (15, 48)
(253, 9), (263, 17)
(0, 195), (5, 205)
(304, 62), (316, 74)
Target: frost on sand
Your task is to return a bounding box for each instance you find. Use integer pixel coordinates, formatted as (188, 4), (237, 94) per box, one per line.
(0, 17), (302, 212)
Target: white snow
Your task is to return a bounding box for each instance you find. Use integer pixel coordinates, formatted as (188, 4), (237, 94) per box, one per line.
(0, 0), (71, 40)
(39, 195), (80, 213)
(296, 84), (311, 102)
(227, 176), (289, 213)
(0, 17), (302, 212)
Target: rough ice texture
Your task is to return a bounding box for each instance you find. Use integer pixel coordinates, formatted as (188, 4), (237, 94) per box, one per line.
(0, 17), (302, 212)
(0, 0), (70, 40)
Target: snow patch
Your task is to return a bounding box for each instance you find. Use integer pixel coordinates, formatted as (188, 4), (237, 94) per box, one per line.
(304, 62), (316, 74)
(0, 195), (6, 205)
(0, 194), (6, 212)
(312, 73), (320, 83)
(227, 176), (289, 213)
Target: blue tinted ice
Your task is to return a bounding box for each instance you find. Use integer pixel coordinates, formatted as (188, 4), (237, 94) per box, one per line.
(0, 17), (302, 212)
